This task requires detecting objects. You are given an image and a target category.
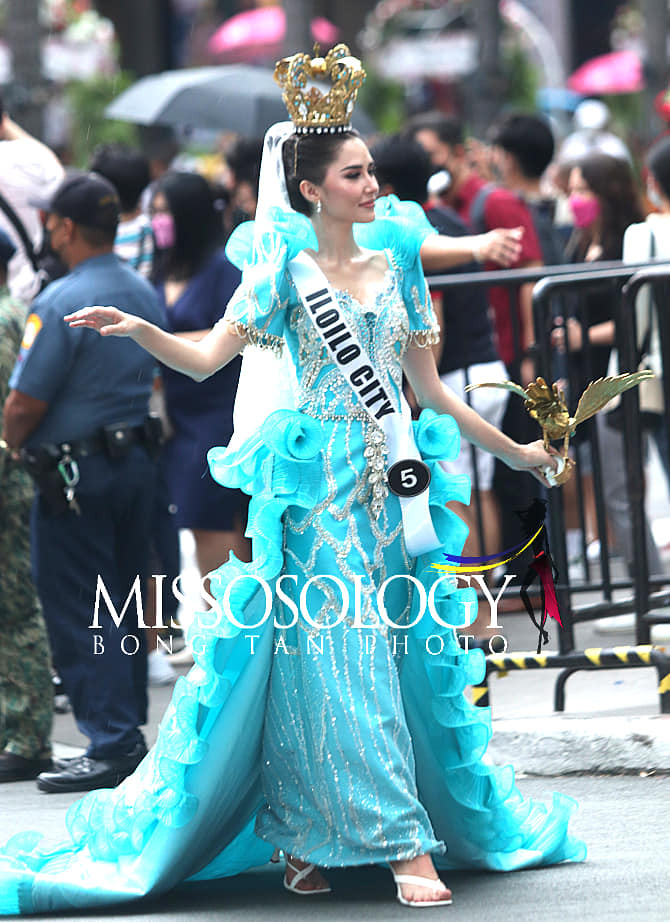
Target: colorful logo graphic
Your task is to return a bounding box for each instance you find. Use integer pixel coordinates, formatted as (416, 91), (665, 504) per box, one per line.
(431, 523), (545, 573)
(433, 500), (563, 653)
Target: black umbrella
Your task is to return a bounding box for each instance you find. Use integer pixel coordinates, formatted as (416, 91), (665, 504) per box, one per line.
(105, 65), (375, 137)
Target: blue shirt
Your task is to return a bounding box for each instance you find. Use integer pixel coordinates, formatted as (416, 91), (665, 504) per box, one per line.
(10, 252), (164, 448)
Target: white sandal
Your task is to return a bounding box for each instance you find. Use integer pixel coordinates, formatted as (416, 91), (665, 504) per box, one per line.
(392, 872), (453, 908)
(283, 857), (331, 896)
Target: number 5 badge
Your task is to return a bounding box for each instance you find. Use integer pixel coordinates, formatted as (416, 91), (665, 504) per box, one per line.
(386, 459), (431, 497)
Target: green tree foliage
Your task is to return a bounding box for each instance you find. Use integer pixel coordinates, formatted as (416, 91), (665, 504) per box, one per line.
(66, 72), (138, 166)
(502, 40), (538, 112)
(357, 66), (402, 134)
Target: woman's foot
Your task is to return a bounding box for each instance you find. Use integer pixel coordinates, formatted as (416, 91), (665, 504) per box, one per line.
(284, 855), (331, 895)
(390, 854), (452, 906)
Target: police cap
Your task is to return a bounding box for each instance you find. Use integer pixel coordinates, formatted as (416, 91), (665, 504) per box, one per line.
(31, 171), (120, 232)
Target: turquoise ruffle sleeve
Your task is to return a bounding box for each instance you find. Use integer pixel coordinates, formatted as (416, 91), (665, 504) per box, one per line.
(223, 208), (319, 352)
(222, 198), (440, 350)
(355, 195), (440, 345)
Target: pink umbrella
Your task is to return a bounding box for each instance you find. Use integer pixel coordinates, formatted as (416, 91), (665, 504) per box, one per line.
(208, 6), (339, 59)
(567, 49), (644, 96)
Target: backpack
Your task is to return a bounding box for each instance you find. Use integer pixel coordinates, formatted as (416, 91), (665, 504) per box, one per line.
(469, 184), (564, 266)
(0, 189), (67, 292)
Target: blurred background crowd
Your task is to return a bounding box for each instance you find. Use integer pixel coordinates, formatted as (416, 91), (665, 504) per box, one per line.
(4, 1), (670, 173)
(3, 0), (670, 787)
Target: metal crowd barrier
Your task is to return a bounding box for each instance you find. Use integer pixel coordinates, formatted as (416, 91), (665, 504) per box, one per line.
(425, 259), (670, 713)
(471, 646), (670, 714)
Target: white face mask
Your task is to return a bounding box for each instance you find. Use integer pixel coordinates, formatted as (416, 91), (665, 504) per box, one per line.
(427, 169), (451, 198)
(647, 181), (664, 210)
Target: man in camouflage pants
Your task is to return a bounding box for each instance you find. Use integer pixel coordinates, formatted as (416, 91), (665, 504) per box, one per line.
(0, 229), (53, 781)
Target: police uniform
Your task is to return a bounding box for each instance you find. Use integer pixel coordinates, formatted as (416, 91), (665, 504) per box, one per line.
(0, 276), (54, 781)
(9, 228), (164, 776)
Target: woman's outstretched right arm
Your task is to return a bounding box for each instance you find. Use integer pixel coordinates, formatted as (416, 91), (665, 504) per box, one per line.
(65, 307), (247, 382)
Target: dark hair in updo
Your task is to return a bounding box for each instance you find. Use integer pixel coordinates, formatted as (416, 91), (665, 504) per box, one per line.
(282, 129), (361, 216)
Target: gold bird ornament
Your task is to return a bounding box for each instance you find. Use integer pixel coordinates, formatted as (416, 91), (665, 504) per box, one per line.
(465, 371), (655, 485)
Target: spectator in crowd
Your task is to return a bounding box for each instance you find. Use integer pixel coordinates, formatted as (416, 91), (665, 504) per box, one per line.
(373, 133), (510, 644)
(407, 111), (544, 560)
(0, 97), (64, 303)
(622, 136), (670, 479)
(407, 112), (543, 375)
(0, 228), (54, 783)
(139, 125), (181, 183)
(372, 135), (507, 559)
(150, 171), (249, 593)
(90, 142), (180, 685)
(224, 136), (264, 235)
(489, 113), (575, 526)
(488, 112), (564, 265)
(89, 144), (155, 278)
(592, 136), (670, 634)
(2, 172), (164, 792)
(553, 151), (663, 581)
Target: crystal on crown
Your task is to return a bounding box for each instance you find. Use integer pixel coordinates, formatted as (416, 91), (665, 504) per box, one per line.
(274, 44), (366, 133)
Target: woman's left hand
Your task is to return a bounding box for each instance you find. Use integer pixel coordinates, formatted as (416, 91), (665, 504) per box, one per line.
(507, 439), (563, 488)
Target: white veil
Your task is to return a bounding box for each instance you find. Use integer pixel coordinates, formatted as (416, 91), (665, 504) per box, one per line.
(227, 121), (300, 452)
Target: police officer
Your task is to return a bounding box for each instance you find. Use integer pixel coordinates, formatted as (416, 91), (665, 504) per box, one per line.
(2, 171), (164, 793)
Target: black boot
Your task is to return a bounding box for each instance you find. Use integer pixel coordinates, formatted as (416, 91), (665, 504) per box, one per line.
(0, 751), (53, 783)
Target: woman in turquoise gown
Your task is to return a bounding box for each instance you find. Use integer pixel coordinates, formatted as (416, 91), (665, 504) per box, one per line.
(0, 120), (585, 914)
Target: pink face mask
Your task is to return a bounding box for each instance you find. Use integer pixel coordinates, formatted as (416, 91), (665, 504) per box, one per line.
(568, 194), (601, 229)
(151, 212), (176, 249)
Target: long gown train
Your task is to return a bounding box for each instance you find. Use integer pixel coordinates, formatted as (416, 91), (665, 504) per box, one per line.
(0, 201), (585, 915)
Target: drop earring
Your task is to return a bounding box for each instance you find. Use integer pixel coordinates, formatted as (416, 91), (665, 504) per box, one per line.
(315, 200), (322, 214)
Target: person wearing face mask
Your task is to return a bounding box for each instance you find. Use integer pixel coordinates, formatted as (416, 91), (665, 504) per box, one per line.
(149, 172), (249, 611)
(89, 144), (183, 686)
(1, 171), (165, 792)
(591, 138), (670, 636)
(624, 136), (670, 482)
(553, 152), (664, 584)
(602, 137), (670, 480)
(561, 152), (644, 392)
(89, 144), (155, 280)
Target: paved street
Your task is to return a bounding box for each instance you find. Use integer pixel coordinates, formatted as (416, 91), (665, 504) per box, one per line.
(1, 776), (667, 921)
(2, 459), (670, 920)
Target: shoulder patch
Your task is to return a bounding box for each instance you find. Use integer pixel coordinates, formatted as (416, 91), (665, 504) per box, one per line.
(21, 313), (42, 350)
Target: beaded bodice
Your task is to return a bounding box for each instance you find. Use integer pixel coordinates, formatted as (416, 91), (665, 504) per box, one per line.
(285, 261), (408, 419)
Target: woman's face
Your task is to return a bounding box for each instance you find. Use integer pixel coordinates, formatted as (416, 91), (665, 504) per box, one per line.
(308, 137), (379, 223)
(150, 191), (177, 249)
(567, 167), (601, 230)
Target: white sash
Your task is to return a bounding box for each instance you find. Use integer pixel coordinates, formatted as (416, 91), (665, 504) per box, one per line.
(289, 250), (441, 557)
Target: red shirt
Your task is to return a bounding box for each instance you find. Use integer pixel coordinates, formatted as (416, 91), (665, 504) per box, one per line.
(453, 173), (542, 364)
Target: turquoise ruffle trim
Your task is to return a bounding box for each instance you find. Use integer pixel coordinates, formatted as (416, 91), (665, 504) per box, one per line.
(223, 196), (438, 337)
(0, 411), (326, 915)
(0, 408), (585, 915)
(395, 416), (587, 869)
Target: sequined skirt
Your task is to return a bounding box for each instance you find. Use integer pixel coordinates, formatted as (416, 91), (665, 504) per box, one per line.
(0, 409), (586, 917)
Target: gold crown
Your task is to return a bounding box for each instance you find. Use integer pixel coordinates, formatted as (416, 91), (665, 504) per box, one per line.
(274, 44), (366, 134)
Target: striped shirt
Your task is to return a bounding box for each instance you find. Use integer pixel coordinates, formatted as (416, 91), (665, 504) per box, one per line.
(115, 214), (154, 279)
